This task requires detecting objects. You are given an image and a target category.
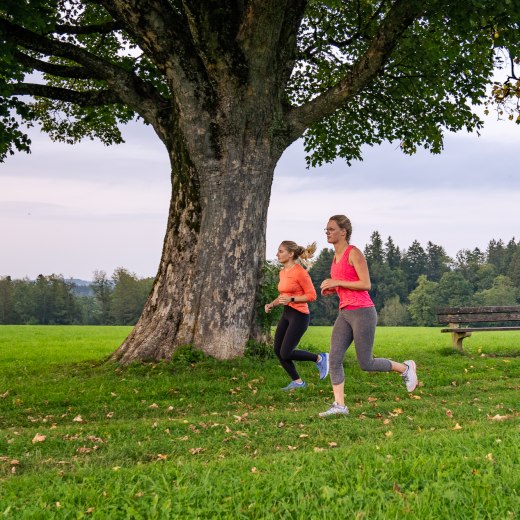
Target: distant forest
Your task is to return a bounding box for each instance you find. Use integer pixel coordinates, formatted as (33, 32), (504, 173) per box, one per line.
(1, 234), (519, 326)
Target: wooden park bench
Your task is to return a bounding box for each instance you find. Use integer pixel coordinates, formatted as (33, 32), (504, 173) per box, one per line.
(436, 305), (520, 351)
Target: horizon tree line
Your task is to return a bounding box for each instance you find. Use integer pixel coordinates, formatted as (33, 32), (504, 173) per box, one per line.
(1, 234), (519, 327)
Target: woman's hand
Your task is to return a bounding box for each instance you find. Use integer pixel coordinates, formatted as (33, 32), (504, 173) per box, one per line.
(320, 278), (337, 290)
(320, 278), (337, 296)
(264, 303), (273, 314)
(278, 295), (294, 305)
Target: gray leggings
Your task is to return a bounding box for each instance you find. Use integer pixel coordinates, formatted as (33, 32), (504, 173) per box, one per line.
(329, 306), (392, 385)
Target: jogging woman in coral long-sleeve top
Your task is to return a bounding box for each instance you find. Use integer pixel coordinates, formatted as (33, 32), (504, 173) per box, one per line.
(265, 241), (329, 391)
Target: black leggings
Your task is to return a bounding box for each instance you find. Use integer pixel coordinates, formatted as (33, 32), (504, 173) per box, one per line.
(274, 306), (318, 381)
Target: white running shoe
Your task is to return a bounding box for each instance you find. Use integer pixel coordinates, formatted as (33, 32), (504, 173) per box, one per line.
(319, 402), (349, 417)
(402, 360), (418, 392)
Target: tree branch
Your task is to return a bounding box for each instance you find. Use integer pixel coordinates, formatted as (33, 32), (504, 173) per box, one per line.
(8, 83), (120, 106)
(14, 51), (104, 80)
(287, 0), (424, 140)
(0, 16), (172, 141)
(96, 0), (197, 75)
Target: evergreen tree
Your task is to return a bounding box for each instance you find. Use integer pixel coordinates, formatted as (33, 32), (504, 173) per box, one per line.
(454, 247), (486, 290)
(504, 238), (519, 276)
(507, 247), (520, 288)
(365, 231), (385, 266)
(486, 239), (507, 275)
(425, 241), (451, 282)
(402, 240), (428, 292)
(385, 236), (401, 269)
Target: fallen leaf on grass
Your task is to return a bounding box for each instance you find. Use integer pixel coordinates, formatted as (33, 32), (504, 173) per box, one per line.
(453, 423), (463, 430)
(32, 433), (46, 443)
(156, 454), (168, 461)
(63, 433), (80, 441)
(287, 445), (297, 451)
(106, 412), (114, 418)
(149, 403), (159, 409)
(485, 453), (494, 462)
(409, 395), (421, 400)
(385, 431), (393, 437)
(189, 447), (206, 455)
(446, 410), (453, 418)
(73, 415), (83, 423)
(328, 442), (338, 448)
(393, 483), (403, 495)
(314, 447), (325, 452)
(86, 436), (104, 443)
(367, 397), (378, 402)
(1, 391), (9, 399)
(299, 434), (309, 438)
(251, 467), (258, 473)
(488, 414), (512, 421)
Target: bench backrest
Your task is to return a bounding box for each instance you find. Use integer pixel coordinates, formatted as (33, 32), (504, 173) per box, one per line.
(436, 306), (520, 324)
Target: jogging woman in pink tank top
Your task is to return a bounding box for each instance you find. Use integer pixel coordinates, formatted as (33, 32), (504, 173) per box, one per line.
(318, 215), (418, 417)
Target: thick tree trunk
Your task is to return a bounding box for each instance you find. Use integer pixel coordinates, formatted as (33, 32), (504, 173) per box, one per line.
(113, 130), (281, 363)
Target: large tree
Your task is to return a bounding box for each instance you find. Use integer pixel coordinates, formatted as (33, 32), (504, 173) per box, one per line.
(1, 1), (519, 362)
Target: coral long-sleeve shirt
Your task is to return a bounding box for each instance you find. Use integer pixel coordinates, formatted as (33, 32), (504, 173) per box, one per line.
(278, 264), (317, 315)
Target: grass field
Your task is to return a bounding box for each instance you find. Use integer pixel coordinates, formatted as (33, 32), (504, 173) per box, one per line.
(0, 325), (519, 519)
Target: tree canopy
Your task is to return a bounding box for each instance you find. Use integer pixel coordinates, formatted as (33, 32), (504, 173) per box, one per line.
(2, 1), (519, 162)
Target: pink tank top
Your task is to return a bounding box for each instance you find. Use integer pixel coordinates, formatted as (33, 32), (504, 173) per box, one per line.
(331, 245), (374, 310)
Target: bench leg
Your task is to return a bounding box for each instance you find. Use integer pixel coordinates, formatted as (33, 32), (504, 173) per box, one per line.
(451, 331), (471, 352)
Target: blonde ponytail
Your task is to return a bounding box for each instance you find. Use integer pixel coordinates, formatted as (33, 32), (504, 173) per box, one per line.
(280, 240), (317, 269)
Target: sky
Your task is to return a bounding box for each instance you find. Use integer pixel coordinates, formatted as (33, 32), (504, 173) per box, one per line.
(1, 112), (519, 281)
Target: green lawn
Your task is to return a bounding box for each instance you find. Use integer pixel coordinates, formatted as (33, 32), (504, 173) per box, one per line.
(0, 325), (519, 519)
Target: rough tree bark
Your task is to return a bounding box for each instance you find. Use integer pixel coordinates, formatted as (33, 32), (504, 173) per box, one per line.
(111, 1), (296, 362)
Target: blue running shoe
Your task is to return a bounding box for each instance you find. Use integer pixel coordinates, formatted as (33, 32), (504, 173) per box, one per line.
(282, 380), (307, 391)
(316, 353), (329, 380)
